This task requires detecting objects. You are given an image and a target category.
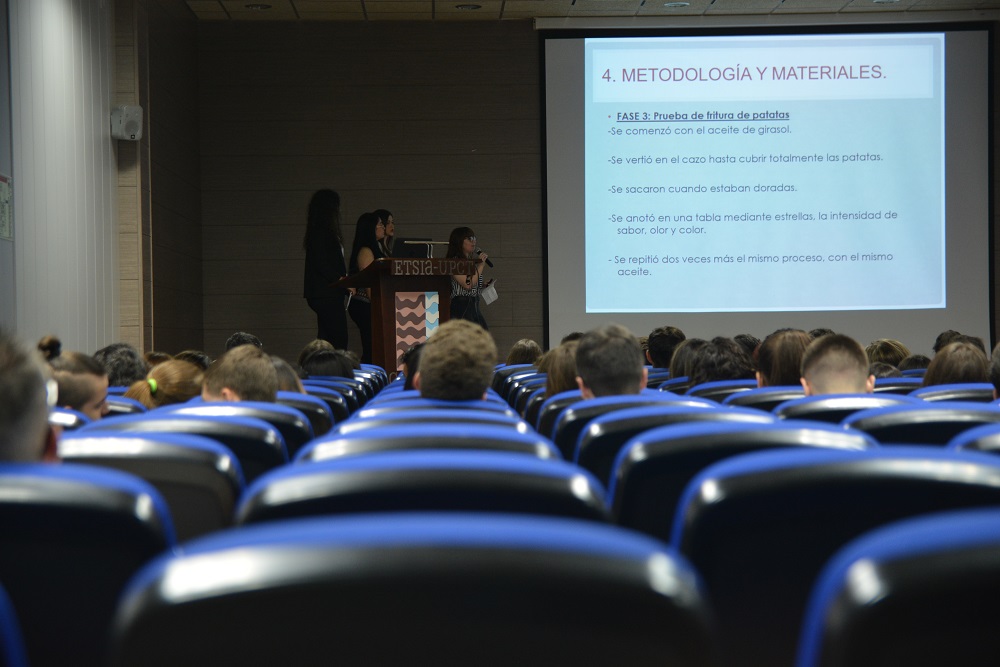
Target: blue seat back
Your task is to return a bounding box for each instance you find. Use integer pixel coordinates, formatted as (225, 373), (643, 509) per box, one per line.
(111, 513), (716, 666)
(673, 446), (1000, 667)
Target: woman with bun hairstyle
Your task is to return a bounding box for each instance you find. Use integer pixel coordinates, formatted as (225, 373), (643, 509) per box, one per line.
(124, 359), (204, 410)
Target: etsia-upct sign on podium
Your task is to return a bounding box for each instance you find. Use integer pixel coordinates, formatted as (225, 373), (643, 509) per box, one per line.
(337, 258), (475, 372)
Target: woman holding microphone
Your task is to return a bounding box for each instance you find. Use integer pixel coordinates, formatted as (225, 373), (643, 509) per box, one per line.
(446, 226), (490, 330)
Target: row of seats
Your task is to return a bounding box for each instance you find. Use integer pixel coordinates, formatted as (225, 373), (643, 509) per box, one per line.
(8, 439), (1000, 665)
(9, 365), (1000, 665)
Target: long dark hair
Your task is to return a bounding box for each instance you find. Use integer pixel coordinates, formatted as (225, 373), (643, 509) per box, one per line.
(446, 226), (476, 259)
(303, 189), (342, 249)
(349, 212), (384, 273)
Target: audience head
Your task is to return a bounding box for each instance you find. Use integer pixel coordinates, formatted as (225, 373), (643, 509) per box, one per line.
(922, 341), (989, 387)
(756, 329), (812, 387)
(869, 362), (902, 379)
(125, 359), (204, 409)
(575, 323), (646, 399)
(800, 333), (874, 396)
(560, 332), (584, 344)
(898, 354), (931, 372)
(933, 329), (962, 354)
(866, 338), (910, 367)
(202, 345), (278, 402)
(300, 348), (355, 379)
(952, 334), (987, 356)
(174, 349), (213, 371)
(144, 351), (173, 367)
(37, 335), (61, 362)
(415, 320), (497, 400)
(733, 333), (761, 359)
(0, 330), (56, 461)
(809, 328), (835, 340)
(646, 326), (686, 369)
(668, 338), (707, 380)
(271, 356), (305, 393)
(226, 331), (263, 351)
(505, 339), (542, 366)
(688, 336), (756, 387)
(541, 340), (580, 398)
(400, 343), (424, 391)
(41, 338), (110, 421)
(93, 342), (148, 387)
(989, 342), (1000, 399)
(298, 339), (335, 368)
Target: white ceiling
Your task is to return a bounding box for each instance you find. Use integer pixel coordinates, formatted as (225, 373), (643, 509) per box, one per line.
(181, 0), (1000, 22)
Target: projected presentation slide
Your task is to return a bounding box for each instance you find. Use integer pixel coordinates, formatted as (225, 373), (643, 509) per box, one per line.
(584, 33), (944, 313)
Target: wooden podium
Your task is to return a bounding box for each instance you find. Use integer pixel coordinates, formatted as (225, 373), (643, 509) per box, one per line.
(337, 257), (475, 371)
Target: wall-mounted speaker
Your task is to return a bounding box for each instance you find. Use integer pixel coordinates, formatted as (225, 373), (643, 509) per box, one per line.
(110, 105), (143, 141)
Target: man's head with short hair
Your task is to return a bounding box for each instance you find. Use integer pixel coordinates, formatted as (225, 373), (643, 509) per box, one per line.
(202, 345), (278, 402)
(646, 326), (686, 369)
(93, 342), (148, 387)
(933, 330), (962, 354)
(575, 323), (647, 399)
(48, 351), (110, 421)
(414, 320), (497, 401)
(226, 331), (263, 351)
(800, 334), (874, 396)
(0, 330), (56, 461)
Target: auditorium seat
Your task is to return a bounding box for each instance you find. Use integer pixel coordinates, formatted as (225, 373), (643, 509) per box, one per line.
(350, 397), (518, 419)
(237, 450), (608, 525)
(156, 401), (314, 458)
(58, 432), (245, 541)
(522, 387), (547, 424)
(275, 390), (335, 437)
(508, 374), (546, 410)
(797, 508), (1000, 667)
(514, 381), (546, 416)
(685, 378), (758, 402)
(909, 382), (996, 403)
(947, 422), (1000, 454)
(365, 388), (508, 407)
(491, 363), (534, 393)
(309, 374), (374, 404)
(842, 401), (1000, 445)
(79, 413), (287, 484)
(550, 393), (694, 458)
(109, 513), (717, 666)
(0, 463), (174, 667)
(105, 395), (147, 416)
(659, 375), (691, 394)
(773, 393), (923, 424)
(499, 368), (542, 403)
(872, 377), (923, 394)
(645, 368), (671, 389)
(301, 385), (352, 422)
(0, 583), (26, 667)
(48, 407), (90, 431)
(325, 408), (530, 439)
(303, 379), (362, 412)
(575, 403), (773, 488)
(611, 421), (875, 542)
(673, 447), (1000, 667)
(296, 423), (558, 463)
(535, 389), (584, 435)
(722, 385), (805, 412)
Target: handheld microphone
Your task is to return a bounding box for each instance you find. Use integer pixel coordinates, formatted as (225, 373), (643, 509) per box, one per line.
(476, 248), (494, 268)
